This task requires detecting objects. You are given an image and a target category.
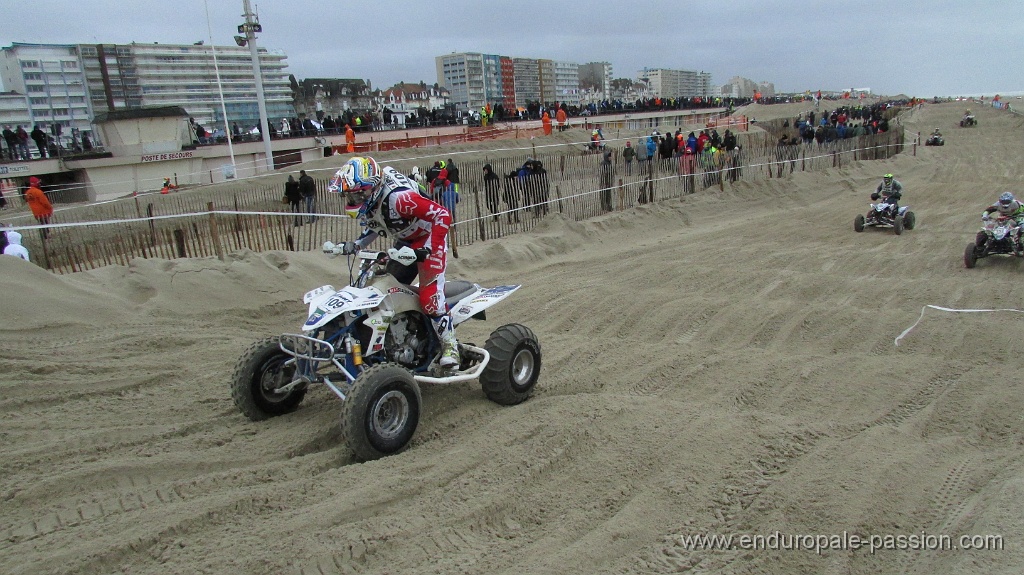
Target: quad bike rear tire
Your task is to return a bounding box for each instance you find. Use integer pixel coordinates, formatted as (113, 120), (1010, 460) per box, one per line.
(480, 323), (541, 406)
(893, 215), (904, 235)
(341, 364), (421, 460)
(231, 336), (306, 420)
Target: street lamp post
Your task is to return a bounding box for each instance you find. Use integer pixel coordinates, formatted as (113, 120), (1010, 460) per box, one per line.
(236, 0), (273, 172)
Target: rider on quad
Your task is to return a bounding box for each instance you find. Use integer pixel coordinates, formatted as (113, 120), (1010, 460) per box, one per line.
(871, 173), (903, 214)
(983, 191), (1024, 248)
(329, 156), (461, 368)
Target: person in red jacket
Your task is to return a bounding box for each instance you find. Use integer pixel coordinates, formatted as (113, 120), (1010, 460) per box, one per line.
(329, 156), (460, 367)
(24, 176), (53, 238)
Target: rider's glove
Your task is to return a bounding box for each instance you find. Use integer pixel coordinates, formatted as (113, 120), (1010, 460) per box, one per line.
(423, 251), (445, 273)
(982, 212), (991, 221)
(414, 247), (431, 262)
(870, 193), (880, 201)
(340, 241), (359, 255)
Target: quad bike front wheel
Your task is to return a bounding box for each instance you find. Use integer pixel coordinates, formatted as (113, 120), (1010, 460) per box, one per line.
(341, 364), (421, 460)
(964, 242), (978, 268)
(231, 336), (306, 420)
(854, 214), (865, 233)
(480, 323), (541, 406)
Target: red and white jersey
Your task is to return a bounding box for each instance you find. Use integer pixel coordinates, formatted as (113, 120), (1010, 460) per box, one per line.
(359, 166), (451, 252)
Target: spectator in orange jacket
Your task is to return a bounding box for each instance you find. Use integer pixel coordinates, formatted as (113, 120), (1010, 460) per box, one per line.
(541, 111), (552, 136)
(345, 124), (355, 153)
(25, 176), (53, 238)
(555, 107), (568, 131)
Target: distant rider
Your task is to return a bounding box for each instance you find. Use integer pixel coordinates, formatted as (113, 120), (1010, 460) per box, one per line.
(871, 173), (903, 214)
(328, 156), (460, 367)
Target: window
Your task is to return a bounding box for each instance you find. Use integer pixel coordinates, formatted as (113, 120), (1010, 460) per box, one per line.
(21, 60), (39, 68)
(27, 85), (45, 93)
(30, 97), (47, 105)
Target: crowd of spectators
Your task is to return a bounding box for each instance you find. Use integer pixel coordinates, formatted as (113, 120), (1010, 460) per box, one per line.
(1, 124), (94, 161)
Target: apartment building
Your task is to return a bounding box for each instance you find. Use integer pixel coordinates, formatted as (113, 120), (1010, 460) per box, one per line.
(637, 67), (713, 99)
(0, 41), (294, 143)
(79, 42), (293, 129)
(0, 43), (93, 143)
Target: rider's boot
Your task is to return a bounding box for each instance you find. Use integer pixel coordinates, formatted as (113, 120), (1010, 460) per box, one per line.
(430, 313), (461, 368)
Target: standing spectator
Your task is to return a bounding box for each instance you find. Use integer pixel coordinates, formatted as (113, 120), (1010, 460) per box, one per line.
(81, 132), (93, 151)
(438, 174), (460, 222)
(445, 158), (460, 195)
(429, 161), (449, 202)
(482, 163), (501, 222)
(15, 126), (30, 160)
(2, 126), (16, 160)
(30, 125), (47, 159)
(25, 176), (53, 239)
(298, 169), (317, 223)
(284, 174), (303, 226)
(622, 141), (635, 175)
(503, 170), (521, 223)
(599, 150), (616, 212)
(635, 135), (650, 165)
(541, 111), (552, 135)
(555, 106), (567, 131)
(409, 166), (426, 191)
(645, 134), (657, 164)
(3, 230), (29, 261)
(345, 124), (356, 153)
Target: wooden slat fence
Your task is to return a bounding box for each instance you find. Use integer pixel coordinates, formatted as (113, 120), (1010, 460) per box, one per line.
(16, 122), (905, 274)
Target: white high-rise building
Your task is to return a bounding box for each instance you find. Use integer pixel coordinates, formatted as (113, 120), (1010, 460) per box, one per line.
(79, 42), (293, 129)
(0, 43), (93, 143)
(0, 41), (295, 141)
(637, 67), (712, 99)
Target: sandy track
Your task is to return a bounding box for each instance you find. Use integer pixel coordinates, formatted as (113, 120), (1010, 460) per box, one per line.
(2, 101), (1023, 575)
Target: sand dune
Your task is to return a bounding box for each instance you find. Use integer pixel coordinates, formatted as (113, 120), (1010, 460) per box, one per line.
(2, 101), (1024, 574)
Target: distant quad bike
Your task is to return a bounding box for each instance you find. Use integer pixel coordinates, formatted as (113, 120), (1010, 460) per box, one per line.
(854, 200), (916, 235)
(964, 215), (1022, 268)
(960, 115), (977, 127)
(232, 245), (542, 460)
(925, 134), (944, 146)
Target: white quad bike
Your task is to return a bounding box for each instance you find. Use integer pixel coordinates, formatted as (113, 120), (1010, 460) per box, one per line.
(854, 199), (916, 235)
(231, 243), (541, 460)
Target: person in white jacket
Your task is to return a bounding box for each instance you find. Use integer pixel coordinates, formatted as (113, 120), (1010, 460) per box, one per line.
(3, 230), (29, 261)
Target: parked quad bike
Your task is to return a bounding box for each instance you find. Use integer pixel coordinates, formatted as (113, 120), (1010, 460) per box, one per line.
(231, 245), (541, 460)
(964, 215), (1022, 268)
(854, 201), (916, 235)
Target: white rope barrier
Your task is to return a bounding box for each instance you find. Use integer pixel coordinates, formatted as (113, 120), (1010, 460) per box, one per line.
(894, 305), (1024, 346)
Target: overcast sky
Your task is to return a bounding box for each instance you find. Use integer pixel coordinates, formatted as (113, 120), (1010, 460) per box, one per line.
(2, 0), (1022, 98)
